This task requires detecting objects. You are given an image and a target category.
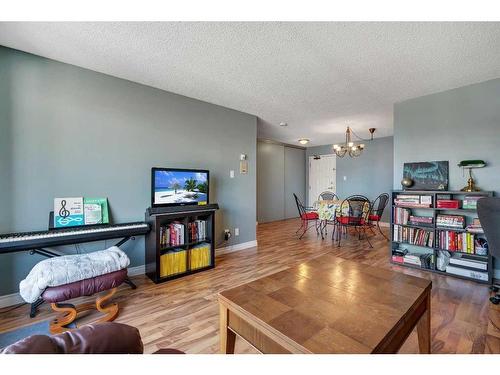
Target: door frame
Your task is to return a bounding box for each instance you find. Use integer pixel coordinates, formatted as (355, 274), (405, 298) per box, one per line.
(308, 153), (337, 206)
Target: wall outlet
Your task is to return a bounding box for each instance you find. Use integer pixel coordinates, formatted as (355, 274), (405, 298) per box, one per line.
(230, 170), (235, 178)
(234, 228), (239, 236)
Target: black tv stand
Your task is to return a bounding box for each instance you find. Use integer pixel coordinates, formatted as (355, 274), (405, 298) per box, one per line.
(145, 204), (219, 283)
(147, 203), (219, 215)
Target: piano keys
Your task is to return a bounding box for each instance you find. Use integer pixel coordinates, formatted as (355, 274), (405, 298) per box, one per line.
(0, 222), (150, 254)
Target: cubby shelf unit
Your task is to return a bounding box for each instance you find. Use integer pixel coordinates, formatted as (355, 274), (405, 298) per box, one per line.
(390, 190), (494, 284)
(145, 206), (217, 283)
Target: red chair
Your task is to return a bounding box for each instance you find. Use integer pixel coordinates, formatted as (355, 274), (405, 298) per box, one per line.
(293, 193), (319, 239)
(368, 193), (389, 240)
(336, 195), (372, 248)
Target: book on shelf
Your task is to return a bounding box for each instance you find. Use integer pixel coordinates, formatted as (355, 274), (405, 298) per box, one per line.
(403, 254), (421, 267)
(393, 206), (410, 224)
(449, 254), (487, 271)
(393, 253), (434, 269)
(462, 195), (483, 209)
(159, 221), (185, 247)
(187, 220), (208, 242)
(392, 255), (405, 264)
(436, 214), (465, 229)
(393, 225), (434, 247)
(394, 194), (432, 208)
(409, 215), (433, 226)
(437, 230), (479, 253)
(436, 199), (460, 209)
(465, 218), (484, 234)
(445, 265), (488, 281)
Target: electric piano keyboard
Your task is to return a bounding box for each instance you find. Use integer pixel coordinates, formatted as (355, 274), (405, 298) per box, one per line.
(0, 222), (150, 254)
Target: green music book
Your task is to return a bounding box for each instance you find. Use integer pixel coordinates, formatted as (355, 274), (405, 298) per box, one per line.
(83, 197), (109, 225)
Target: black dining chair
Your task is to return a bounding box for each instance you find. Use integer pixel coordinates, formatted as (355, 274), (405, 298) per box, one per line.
(293, 193), (319, 239)
(318, 191), (339, 201)
(477, 197), (500, 304)
(368, 193), (389, 240)
(336, 195), (373, 248)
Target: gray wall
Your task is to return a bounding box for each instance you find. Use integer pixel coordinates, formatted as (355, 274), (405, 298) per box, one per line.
(394, 78), (500, 277)
(257, 141), (305, 222)
(306, 137), (394, 222)
(0, 46), (257, 296)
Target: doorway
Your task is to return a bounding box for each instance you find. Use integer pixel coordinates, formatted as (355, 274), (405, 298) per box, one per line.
(308, 154), (336, 206)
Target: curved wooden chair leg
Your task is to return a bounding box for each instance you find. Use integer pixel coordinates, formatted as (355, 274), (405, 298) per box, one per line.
(50, 303), (77, 334)
(95, 287), (119, 322)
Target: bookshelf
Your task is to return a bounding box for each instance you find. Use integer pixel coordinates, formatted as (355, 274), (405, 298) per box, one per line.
(145, 206), (217, 283)
(390, 190), (494, 284)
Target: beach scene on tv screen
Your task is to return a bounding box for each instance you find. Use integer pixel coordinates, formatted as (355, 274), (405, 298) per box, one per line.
(154, 170), (208, 204)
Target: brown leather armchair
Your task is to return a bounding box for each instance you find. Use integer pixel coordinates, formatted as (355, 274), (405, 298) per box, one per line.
(1, 322), (183, 354)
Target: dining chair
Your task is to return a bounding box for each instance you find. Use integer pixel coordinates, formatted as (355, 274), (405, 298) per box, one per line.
(317, 191), (339, 237)
(368, 193), (389, 240)
(293, 193), (319, 239)
(336, 195), (373, 248)
(318, 191), (339, 201)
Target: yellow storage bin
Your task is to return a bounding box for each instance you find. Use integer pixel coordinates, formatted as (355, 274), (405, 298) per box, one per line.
(160, 250), (187, 277)
(190, 244), (211, 270)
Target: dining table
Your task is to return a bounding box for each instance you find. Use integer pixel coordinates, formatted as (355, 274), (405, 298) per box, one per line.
(315, 199), (342, 240)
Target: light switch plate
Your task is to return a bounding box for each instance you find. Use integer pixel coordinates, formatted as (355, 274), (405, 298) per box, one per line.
(230, 170), (235, 178)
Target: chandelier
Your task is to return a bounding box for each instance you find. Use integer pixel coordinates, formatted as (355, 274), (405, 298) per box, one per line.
(333, 127), (375, 158)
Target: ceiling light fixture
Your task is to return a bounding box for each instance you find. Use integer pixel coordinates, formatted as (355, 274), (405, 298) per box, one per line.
(298, 138), (309, 145)
(279, 122), (288, 127)
(333, 127), (375, 158)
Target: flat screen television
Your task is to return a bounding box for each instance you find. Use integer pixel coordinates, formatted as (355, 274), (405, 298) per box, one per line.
(151, 167), (209, 207)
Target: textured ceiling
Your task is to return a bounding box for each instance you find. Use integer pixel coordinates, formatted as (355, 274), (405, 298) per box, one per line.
(1, 22), (500, 146)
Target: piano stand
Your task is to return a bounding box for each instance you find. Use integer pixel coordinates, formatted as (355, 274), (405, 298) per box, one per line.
(28, 236), (138, 318)
(30, 298), (44, 318)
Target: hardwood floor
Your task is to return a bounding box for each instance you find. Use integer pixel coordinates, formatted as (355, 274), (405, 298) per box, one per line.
(1, 219), (499, 354)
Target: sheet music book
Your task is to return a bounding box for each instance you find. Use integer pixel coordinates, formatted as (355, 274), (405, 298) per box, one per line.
(54, 197), (84, 228)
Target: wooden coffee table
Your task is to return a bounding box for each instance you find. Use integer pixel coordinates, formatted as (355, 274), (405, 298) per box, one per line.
(218, 254), (432, 354)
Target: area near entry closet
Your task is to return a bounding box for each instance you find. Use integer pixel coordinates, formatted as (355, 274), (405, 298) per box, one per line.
(257, 140), (306, 223)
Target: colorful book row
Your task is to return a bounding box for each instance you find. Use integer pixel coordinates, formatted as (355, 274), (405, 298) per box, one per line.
(393, 225), (434, 247)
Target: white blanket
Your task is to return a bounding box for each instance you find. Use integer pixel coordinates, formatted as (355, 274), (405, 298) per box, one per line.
(19, 246), (130, 303)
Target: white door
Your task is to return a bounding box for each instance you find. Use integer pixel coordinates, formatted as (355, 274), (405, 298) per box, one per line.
(308, 154), (336, 206)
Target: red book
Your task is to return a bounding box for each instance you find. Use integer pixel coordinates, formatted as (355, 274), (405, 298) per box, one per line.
(169, 225), (176, 246)
(392, 255), (404, 264)
(437, 200), (460, 209)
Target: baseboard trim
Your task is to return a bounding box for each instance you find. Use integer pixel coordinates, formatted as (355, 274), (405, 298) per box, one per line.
(0, 292), (24, 309)
(127, 264), (146, 277)
(378, 221), (390, 228)
(216, 240), (258, 255)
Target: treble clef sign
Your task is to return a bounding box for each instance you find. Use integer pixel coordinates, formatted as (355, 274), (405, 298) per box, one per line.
(59, 199), (70, 218)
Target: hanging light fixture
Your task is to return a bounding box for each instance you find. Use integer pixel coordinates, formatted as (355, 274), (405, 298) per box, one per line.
(333, 127), (375, 158)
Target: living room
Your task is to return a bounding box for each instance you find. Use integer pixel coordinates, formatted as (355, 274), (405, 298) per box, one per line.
(1, 1), (500, 373)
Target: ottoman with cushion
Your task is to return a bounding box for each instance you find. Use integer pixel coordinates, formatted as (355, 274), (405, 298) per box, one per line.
(43, 269), (127, 334)
(19, 246), (131, 334)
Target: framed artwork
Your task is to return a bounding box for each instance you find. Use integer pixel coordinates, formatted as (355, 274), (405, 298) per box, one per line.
(403, 161), (449, 190)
